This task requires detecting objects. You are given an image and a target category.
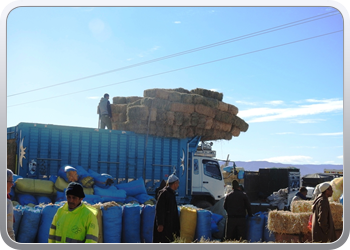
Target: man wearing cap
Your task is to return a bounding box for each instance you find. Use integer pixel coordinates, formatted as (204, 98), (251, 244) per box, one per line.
(49, 182), (99, 243)
(153, 174), (180, 243)
(224, 180), (253, 241)
(311, 182), (336, 243)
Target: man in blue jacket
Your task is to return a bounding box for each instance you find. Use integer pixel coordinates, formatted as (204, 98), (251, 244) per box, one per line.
(98, 93), (112, 129)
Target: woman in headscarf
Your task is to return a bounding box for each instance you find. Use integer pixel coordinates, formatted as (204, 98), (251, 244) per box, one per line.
(7, 169), (15, 241)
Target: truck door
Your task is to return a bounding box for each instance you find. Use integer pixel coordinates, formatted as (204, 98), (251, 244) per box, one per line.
(191, 158), (202, 193)
(200, 159), (225, 200)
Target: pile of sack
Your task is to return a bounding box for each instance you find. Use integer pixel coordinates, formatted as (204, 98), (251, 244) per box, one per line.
(10, 165), (156, 207)
(266, 188), (289, 210)
(12, 201), (224, 243)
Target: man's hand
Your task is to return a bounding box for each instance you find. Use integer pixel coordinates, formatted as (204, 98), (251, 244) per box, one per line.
(157, 225), (164, 232)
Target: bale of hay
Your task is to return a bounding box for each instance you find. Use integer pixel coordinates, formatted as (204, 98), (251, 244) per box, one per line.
(190, 88), (223, 101)
(330, 177), (343, 202)
(194, 104), (216, 118)
(291, 200), (313, 213)
(113, 96), (126, 104)
(109, 87), (249, 141)
(267, 211), (304, 234)
(330, 202), (343, 230)
(127, 105), (149, 121)
(170, 102), (195, 113)
(289, 201), (343, 231)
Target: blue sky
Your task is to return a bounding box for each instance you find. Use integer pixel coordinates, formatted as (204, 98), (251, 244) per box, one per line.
(6, 6), (344, 165)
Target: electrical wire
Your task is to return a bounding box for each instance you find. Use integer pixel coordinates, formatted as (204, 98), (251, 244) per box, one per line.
(7, 29), (342, 108)
(7, 11), (340, 97)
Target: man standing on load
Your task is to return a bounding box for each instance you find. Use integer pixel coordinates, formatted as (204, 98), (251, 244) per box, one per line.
(97, 93), (112, 129)
(311, 182), (336, 242)
(153, 174), (180, 243)
(224, 180), (253, 241)
(49, 182), (99, 243)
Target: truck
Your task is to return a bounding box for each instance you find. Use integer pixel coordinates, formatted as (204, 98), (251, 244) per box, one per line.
(7, 122), (225, 208)
(243, 168), (301, 212)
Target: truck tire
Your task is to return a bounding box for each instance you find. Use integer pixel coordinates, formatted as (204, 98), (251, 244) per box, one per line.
(194, 200), (213, 209)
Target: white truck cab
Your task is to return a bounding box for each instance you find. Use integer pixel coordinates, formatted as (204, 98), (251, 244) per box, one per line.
(190, 142), (225, 208)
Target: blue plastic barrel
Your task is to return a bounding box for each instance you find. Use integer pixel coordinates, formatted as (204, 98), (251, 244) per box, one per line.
(246, 212), (264, 242)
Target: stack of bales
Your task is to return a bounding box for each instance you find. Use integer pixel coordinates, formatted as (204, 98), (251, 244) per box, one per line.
(267, 200), (343, 241)
(111, 88), (248, 140)
(291, 200), (343, 230)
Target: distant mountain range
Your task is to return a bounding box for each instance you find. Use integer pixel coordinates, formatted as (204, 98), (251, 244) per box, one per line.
(219, 160), (343, 177)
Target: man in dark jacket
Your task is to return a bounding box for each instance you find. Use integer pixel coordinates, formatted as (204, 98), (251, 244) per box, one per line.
(98, 93), (112, 129)
(312, 182), (336, 243)
(153, 174), (180, 243)
(224, 180), (252, 241)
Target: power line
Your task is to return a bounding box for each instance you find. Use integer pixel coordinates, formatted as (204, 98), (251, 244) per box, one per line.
(7, 29), (342, 108)
(7, 11), (340, 97)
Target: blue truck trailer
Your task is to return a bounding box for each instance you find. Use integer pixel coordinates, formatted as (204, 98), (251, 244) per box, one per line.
(7, 122), (225, 207)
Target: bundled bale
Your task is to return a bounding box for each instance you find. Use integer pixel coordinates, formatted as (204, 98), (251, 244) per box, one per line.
(74, 165), (94, 188)
(16, 206), (42, 243)
(58, 165), (78, 183)
(330, 177), (343, 202)
(93, 185), (126, 203)
(88, 169), (114, 188)
(91, 203), (104, 243)
(17, 193), (38, 206)
(37, 204), (61, 243)
(15, 178), (55, 196)
(13, 208), (23, 238)
(101, 202), (123, 243)
(190, 88), (223, 101)
(267, 211), (306, 235)
(111, 87), (248, 141)
(290, 200), (343, 229)
(36, 196), (52, 204)
(195, 209), (212, 241)
(122, 204), (142, 243)
(331, 202), (343, 230)
(291, 200), (313, 213)
(141, 205), (156, 243)
(180, 206), (197, 243)
(115, 177), (147, 197)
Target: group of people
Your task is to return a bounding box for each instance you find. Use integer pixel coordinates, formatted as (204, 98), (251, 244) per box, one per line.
(6, 166), (337, 244)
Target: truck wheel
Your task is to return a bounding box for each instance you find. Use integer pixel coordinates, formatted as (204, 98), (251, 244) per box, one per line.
(194, 200), (213, 209)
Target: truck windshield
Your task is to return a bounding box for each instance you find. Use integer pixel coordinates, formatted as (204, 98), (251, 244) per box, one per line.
(203, 160), (222, 180)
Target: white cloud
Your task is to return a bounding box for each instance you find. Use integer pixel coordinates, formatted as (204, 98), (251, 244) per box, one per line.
(260, 155), (313, 164)
(337, 155), (343, 159)
(302, 132), (343, 136)
(174, 21), (181, 24)
(265, 100), (284, 105)
(294, 119), (326, 124)
(87, 96), (100, 100)
(239, 99), (342, 123)
(235, 100), (257, 106)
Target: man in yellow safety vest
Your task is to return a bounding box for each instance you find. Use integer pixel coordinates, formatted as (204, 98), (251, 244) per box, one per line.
(49, 182), (99, 243)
